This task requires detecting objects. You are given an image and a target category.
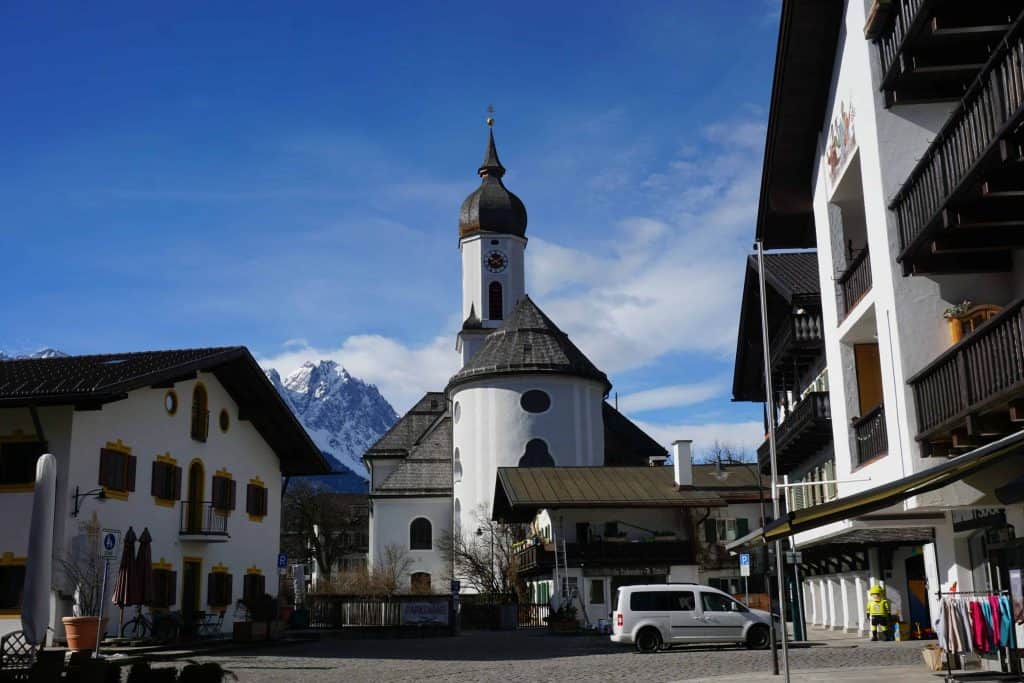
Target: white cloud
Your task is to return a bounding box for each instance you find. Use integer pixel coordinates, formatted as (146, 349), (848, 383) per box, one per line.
(634, 419), (764, 458)
(257, 335), (459, 414)
(618, 378), (727, 413)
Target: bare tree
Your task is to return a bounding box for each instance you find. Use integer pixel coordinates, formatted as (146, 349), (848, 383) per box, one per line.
(440, 504), (525, 601)
(697, 439), (755, 464)
(281, 481), (366, 581)
(372, 544), (413, 595)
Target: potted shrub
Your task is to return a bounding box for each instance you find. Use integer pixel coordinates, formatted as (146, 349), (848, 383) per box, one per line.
(544, 604), (578, 633)
(58, 549), (108, 652)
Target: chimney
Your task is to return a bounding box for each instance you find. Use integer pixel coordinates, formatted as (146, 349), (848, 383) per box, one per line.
(672, 440), (692, 488)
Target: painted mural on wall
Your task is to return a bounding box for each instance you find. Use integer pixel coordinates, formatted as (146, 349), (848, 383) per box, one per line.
(826, 100), (856, 191)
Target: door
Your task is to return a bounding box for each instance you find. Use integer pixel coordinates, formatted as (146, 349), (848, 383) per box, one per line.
(666, 590), (704, 643)
(854, 343), (883, 416)
(187, 461), (204, 533)
(698, 591), (748, 642)
(182, 558), (201, 628)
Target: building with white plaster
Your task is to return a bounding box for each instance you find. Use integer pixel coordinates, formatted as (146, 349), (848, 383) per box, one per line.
(0, 347), (328, 641)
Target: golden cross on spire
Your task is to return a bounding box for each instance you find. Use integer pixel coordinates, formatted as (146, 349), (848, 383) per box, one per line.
(486, 104), (495, 127)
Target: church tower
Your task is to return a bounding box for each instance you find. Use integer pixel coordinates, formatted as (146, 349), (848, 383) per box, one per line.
(456, 125), (528, 366)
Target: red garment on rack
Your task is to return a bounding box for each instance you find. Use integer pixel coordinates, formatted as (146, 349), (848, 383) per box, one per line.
(989, 595), (1002, 647)
(970, 600), (990, 653)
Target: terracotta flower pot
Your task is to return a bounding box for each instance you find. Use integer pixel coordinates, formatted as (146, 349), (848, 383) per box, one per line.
(62, 616), (108, 652)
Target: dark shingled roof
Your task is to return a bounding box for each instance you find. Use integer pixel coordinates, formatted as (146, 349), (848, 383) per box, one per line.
(492, 466), (724, 522)
(0, 347), (329, 476)
(458, 130), (528, 239)
(602, 402), (667, 466)
(364, 392), (446, 459)
(448, 295), (611, 393)
(753, 252), (820, 300)
(375, 416), (452, 495)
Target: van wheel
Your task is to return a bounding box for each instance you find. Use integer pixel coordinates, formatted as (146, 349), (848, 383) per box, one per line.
(635, 627), (662, 653)
(746, 625), (770, 650)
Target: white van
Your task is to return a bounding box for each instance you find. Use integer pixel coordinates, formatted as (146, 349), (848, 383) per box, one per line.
(610, 584), (778, 652)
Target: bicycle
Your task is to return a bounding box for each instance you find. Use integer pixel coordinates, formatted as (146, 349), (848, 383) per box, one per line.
(121, 606), (181, 642)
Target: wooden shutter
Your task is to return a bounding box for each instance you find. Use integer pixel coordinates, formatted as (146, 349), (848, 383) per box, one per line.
(98, 449), (116, 488)
(207, 573), (218, 606)
(151, 462), (166, 498)
(258, 487), (268, 516)
(227, 479), (237, 511)
(125, 455), (136, 492)
(171, 466), (182, 500)
(247, 484), (264, 516)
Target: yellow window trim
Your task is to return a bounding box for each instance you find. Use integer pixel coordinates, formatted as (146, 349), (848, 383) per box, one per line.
(164, 389), (179, 416)
(214, 468), (233, 480)
(0, 430), (40, 443)
(211, 563), (229, 574)
(103, 488), (130, 501)
(248, 476), (264, 487)
(104, 439), (132, 455)
(153, 497), (175, 508)
(0, 610), (20, 617)
(247, 514), (265, 523)
(0, 484), (34, 494)
(0, 553), (26, 567)
(153, 557), (173, 572)
(156, 453), (177, 466)
(246, 565), (262, 576)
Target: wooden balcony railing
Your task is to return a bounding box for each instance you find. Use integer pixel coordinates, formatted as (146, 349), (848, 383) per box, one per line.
(908, 298), (1024, 438)
(838, 249), (872, 317)
(890, 14), (1024, 271)
(757, 392), (832, 475)
(853, 404), (888, 465)
(515, 539), (694, 572)
(876, 0), (927, 79)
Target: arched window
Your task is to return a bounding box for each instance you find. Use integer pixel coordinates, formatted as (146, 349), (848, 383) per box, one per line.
(519, 439), (555, 467)
(489, 281), (503, 320)
(410, 517), (432, 550)
(411, 572), (431, 594)
(453, 448), (462, 483)
(454, 498), (461, 538)
(190, 384), (209, 442)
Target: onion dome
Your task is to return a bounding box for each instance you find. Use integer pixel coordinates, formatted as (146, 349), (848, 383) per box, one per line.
(458, 129), (528, 239)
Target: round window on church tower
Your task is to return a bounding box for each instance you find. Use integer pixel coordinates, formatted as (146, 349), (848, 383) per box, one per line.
(520, 390), (551, 414)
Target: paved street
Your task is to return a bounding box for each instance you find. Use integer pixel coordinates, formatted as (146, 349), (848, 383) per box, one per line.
(177, 629), (936, 683)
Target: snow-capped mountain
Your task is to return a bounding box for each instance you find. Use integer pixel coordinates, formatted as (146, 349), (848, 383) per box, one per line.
(0, 348), (68, 361)
(266, 360), (398, 484)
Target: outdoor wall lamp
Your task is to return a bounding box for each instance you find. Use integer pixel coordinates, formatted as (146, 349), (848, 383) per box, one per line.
(71, 486), (106, 517)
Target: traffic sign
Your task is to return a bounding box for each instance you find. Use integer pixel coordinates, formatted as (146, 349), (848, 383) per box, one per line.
(785, 551), (803, 564)
(101, 529), (121, 559)
(277, 553), (288, 569)
(739, 553), (751, 577)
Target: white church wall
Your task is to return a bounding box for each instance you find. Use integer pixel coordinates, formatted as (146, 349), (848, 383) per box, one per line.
(370, 496), (451, 593)
(452, 375), (605, 528)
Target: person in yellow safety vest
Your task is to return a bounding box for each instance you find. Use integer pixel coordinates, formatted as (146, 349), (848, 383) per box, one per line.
(866, 584), (892, 641)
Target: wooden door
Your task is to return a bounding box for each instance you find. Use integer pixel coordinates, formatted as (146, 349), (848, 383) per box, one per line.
(187, 462), (204, 533)
(854, 343), (883, 415)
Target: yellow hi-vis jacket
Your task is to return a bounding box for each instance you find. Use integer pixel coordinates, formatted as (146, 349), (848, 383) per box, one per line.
(866, 598), (891, 617)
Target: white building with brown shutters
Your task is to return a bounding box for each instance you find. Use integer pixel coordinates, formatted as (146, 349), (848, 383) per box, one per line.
(0, 347), (328, 641)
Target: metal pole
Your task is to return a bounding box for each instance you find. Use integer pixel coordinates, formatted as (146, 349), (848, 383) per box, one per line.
(755, 239), (791, 681)
(94, 558), (108, 658)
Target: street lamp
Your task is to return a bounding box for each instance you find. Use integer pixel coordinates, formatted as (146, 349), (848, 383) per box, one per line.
(71, 486), (106, 517)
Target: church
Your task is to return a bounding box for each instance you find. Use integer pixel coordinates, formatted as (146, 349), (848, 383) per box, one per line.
(363, 128), (759, 605)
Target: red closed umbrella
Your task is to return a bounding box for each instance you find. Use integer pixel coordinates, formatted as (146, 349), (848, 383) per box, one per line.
(135, 528), (154, 607)
(111, 526), (137, 626)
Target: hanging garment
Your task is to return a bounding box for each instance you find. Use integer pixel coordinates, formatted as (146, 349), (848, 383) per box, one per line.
(988, 595), (1002, 647)
(956, 599), (974, 654)
(999, 594), (1013, 648)
(971, 600), (989, 653)
(935, 599), (951, 651)
(981, 598), (996, 653)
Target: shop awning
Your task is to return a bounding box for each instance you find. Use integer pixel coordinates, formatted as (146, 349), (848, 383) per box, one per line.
(726, 429), (1024, 548)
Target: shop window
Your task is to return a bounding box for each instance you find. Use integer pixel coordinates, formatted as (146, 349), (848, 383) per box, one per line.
(410, 518), (432, 550)
(518, 439), (555, 467)
(489, 282), (503, 320)
(151, 459), (182, 501)
(207, 570), (233, 608)
(243, 572), (266, 606)
(99, 448), (136, 493)
(410, 572), (431, 594)
(520, 390), (551, 414)
(211, 475), (236, 512)
(589, 579), (605, 605)
(0, 441), (45, 487)
(191, 385), (209, 442)
(246, 482), (268, 518)
(0, 561), (26, 612)
(151, 567), (177, 608)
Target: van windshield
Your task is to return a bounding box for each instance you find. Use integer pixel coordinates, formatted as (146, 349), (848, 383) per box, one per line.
(629, 591), (695, 612)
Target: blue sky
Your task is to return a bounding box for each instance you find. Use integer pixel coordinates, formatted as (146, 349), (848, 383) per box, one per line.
(2, 1), (779, 456)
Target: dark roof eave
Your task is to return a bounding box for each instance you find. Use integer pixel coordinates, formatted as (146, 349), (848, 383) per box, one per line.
(447, 367), (611, 395)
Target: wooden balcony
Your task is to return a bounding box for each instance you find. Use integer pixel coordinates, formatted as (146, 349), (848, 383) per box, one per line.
(757, 392), (833, 476)
(768, 312), (825, 396)
(890, 14), (1024, 275)
(515, 539), (694, 574)
(853, 404), (889, 465)
(908, 298), (1024, 454)
(873, 0), (1023, 106)
(838, 249), (872, 319)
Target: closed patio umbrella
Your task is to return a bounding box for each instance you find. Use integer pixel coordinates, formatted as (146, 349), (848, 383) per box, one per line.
(134, 528), (154, 607)
(22, 453), (56, 646)
(111, 526), (137, 627)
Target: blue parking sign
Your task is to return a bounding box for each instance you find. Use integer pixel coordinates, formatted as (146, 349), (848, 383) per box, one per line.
(277, 553), (287, 569)
(739, 553), (751, 577)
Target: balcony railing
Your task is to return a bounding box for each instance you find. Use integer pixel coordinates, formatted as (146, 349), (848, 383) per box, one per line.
(908, 298), (1024, 440)
(768, 312), (825, 396)
(838, 249), (872, 318)
(515, 539), (694, 572)
(876, 0), (927, 80)
(180, 500), (229, 538)
(890, 14), (1024, 272)
(853, 404), (888, 466)
(757, 392), (832, 475)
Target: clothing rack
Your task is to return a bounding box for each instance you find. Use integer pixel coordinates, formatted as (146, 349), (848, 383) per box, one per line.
(935, 589), (1021, 683)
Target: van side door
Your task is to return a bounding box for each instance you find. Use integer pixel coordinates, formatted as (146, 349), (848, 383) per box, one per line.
(666, 590), (702, 642)
(698, 591), (748, 641)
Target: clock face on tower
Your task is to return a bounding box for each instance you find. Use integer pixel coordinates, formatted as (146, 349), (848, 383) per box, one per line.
(485, 250), (508, 273)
